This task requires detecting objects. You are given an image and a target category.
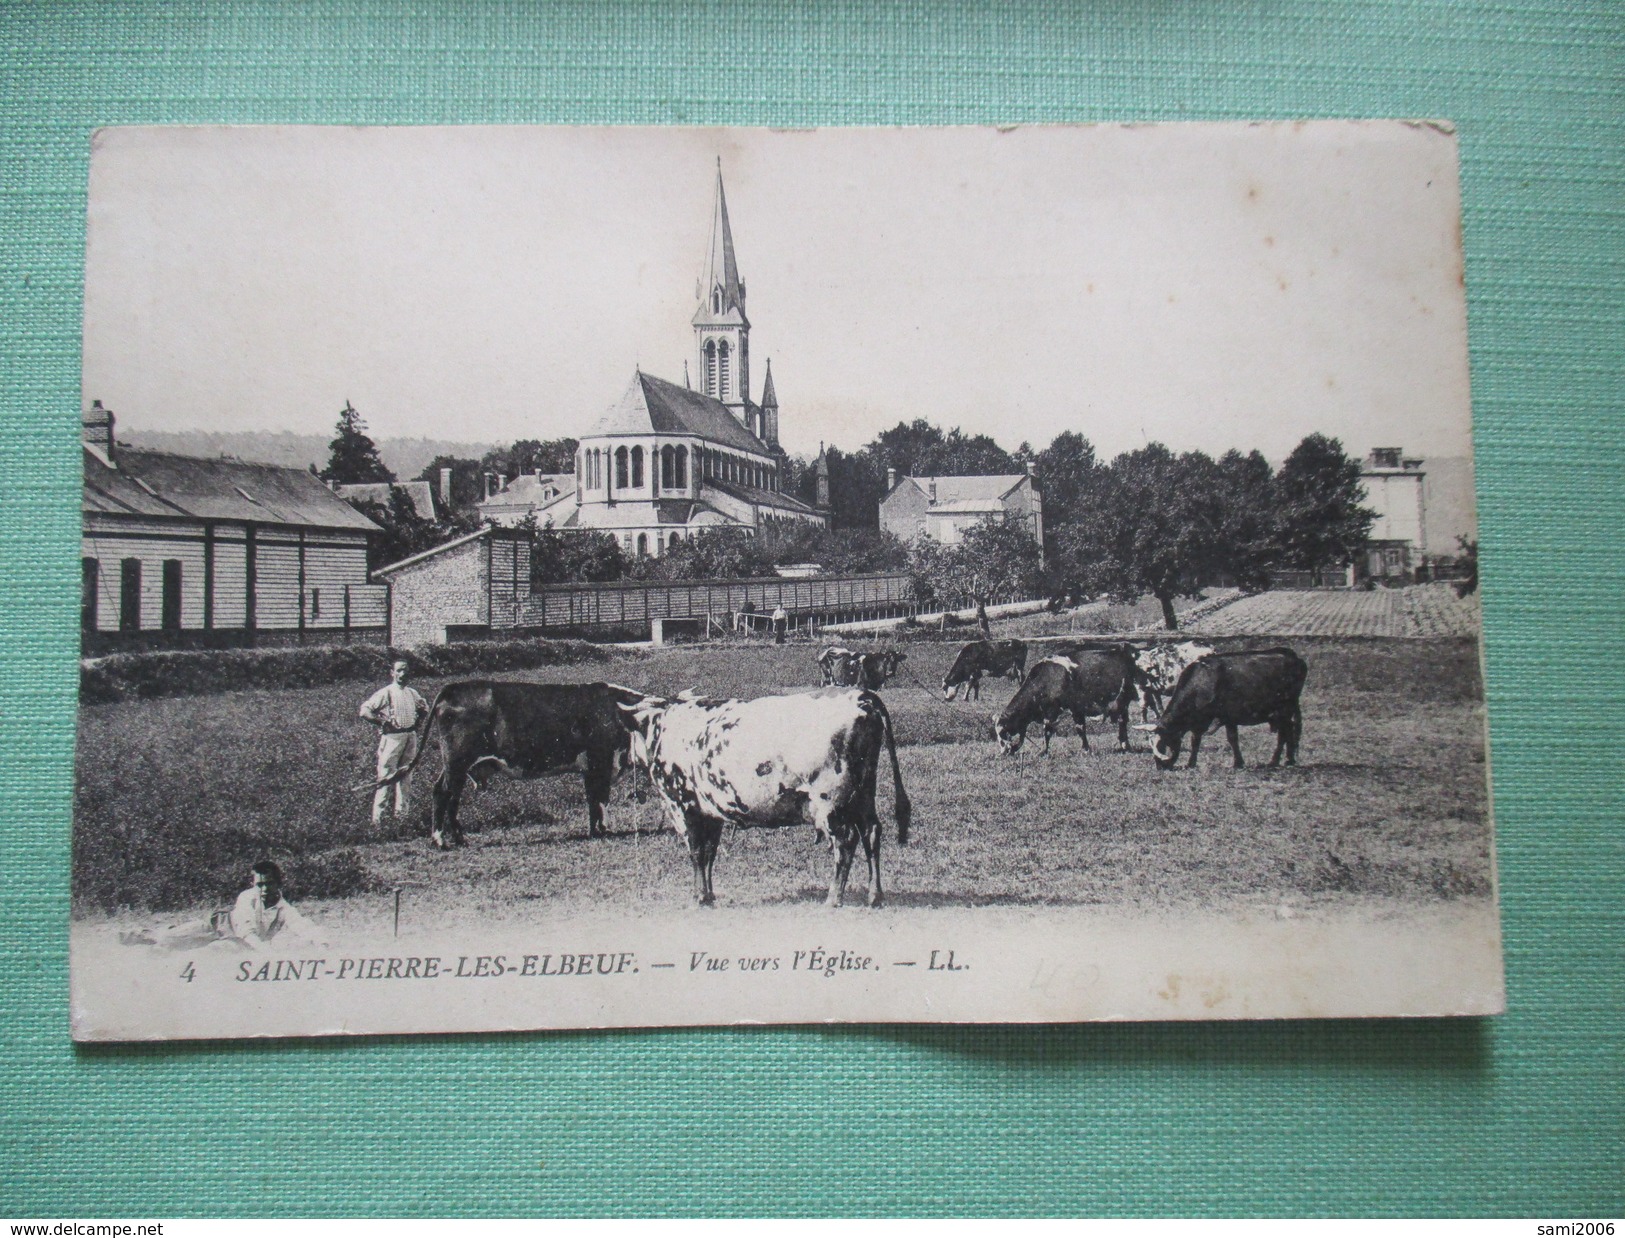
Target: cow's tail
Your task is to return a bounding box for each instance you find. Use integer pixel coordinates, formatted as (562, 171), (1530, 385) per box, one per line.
(349, 687), (445, 794)
(869, 692), (912, 846)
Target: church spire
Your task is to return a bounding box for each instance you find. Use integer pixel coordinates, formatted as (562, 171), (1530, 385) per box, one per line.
(760, 357), (778, 408)
(698, 158), (745, 320)
(693, 160), (750, 413)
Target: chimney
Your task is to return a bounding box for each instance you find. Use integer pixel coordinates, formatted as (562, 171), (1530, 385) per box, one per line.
(82, 399), (115, 460)
(439, 467), (453, 509)
(886, 467), (897, 492)
(483, 472), (495, 501)
(928, 479), (937, 503)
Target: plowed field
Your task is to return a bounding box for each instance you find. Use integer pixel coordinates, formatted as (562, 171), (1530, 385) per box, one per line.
(1183, 583), (1478, 639)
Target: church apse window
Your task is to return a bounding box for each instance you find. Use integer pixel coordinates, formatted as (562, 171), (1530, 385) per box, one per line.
(675, 446), (687, 489)
(615, 447), (629, 490)
(631, 446), (644, 489)
(660, 445), (675, 490)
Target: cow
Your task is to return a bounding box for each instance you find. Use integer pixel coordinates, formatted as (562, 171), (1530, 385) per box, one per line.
(1150, 647), (1308, 770)
(361, 680), (643, 849)
(816, 645), (858, 685)
(1132, 640), (1217, 720)
(617, 687), (912, 908)
(941, 639), (1028, 701)
(993, 650), (1140, 755)
(821, 647), (908, 690)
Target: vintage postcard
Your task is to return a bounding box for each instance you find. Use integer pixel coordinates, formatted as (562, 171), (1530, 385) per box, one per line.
(71, 123), (1500, 1039)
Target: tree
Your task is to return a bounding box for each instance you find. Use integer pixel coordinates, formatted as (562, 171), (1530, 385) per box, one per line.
(906, 517), (1044, 621)
(914, 427), (1019, 477)
(1054, 444), (1224, 630)
(482, 437), (578, 480)
(531, 528), (625, 585)
(630, 528), (777, 581)
(320, 401), (394, 484)
(347, 487), (438, 571)
(1273, 434), (1375, 583)
(1032, 430), (1100, 531)
(413, 455), (484, 519)
(1212, 448), (1278, 593)
(756, 524), (909, 573)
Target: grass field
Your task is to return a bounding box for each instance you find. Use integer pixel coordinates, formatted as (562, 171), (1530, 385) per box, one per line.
(75, 607), (1494, 922)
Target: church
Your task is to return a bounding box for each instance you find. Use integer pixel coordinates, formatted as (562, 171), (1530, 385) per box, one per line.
(524, 164), (829, 555)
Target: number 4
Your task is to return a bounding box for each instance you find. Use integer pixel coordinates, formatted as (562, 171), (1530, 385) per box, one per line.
(179, 962), (196, 983)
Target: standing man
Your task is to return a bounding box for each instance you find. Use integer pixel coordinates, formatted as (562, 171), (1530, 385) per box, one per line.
(360, 658), (429, 825)
(772, 604), (788, 645)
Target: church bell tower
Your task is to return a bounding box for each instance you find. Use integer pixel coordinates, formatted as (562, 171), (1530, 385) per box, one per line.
(693, 161), (751, 420)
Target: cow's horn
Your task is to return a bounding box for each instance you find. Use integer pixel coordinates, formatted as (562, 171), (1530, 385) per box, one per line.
(1152, 735), (1172, 762)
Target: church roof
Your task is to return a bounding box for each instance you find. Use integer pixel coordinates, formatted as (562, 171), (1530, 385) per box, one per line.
(585, 371), (771, 457)
(705, 478), (823, 517)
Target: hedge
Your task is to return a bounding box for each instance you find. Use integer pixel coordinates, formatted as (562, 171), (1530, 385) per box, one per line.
(81, 637), (614, 704)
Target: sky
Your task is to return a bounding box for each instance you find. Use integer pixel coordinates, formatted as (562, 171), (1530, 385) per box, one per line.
(83, 122), (1475, 464)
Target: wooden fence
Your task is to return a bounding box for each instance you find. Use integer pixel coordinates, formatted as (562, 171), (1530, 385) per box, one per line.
(517, 572), (918, 633)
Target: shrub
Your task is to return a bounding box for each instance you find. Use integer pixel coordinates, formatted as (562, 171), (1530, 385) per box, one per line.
(81, 637), (611, 704)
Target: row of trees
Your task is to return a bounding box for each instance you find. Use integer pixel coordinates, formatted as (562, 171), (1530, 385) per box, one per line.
(320, 402), (1378, 627)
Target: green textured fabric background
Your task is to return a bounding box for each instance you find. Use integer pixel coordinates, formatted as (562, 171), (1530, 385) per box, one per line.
(3, 1), (1621, 1218)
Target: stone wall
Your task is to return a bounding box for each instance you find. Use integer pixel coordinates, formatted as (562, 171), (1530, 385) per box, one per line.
(386, 537), (488, 648)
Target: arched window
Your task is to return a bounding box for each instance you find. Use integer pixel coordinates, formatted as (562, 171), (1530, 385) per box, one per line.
(615, 446), (628, 490)
(586, 450), (595, 489)
(717, 341), (730, 398)
(636, 533), (648, 556)
(630, 446), (644, 489)
(660, 445), (674, 490)
(712, 286), (721, 314)
(703, 341), (717, 397)
(669, 532), (680, 549)
(675, 446), (687, 490)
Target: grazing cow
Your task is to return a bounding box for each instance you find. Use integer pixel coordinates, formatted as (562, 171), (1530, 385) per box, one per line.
(941, 639), (1028, 701)
(994, 651), (1140, 754)
(363, 680), (642, 849)
(618, 688), (912, 908)
(1150, 647), (1308, 770)
(821, 647), (908, 690)
(1133, 640), (1217, 719)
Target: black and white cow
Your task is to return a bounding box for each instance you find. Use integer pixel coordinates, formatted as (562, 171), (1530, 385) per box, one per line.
(942, 639), (1028, 701)
(1132, 640), (1217, 719)
(1150, 647), (1308, 770)
(618, 688), (912, 908)
(363, 680), (642, 849)
(993, 650), (1140, 755)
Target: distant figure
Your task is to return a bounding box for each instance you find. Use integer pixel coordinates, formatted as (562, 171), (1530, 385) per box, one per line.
(360, 659), (429, 824)
(772, 605), (788, 645)
(126, 859), (320, 952)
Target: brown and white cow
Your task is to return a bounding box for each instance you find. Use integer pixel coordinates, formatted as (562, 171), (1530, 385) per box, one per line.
(618, 688), (912, 908)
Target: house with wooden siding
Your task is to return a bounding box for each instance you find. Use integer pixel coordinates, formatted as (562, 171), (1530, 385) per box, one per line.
(81, 403), (386, 652)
